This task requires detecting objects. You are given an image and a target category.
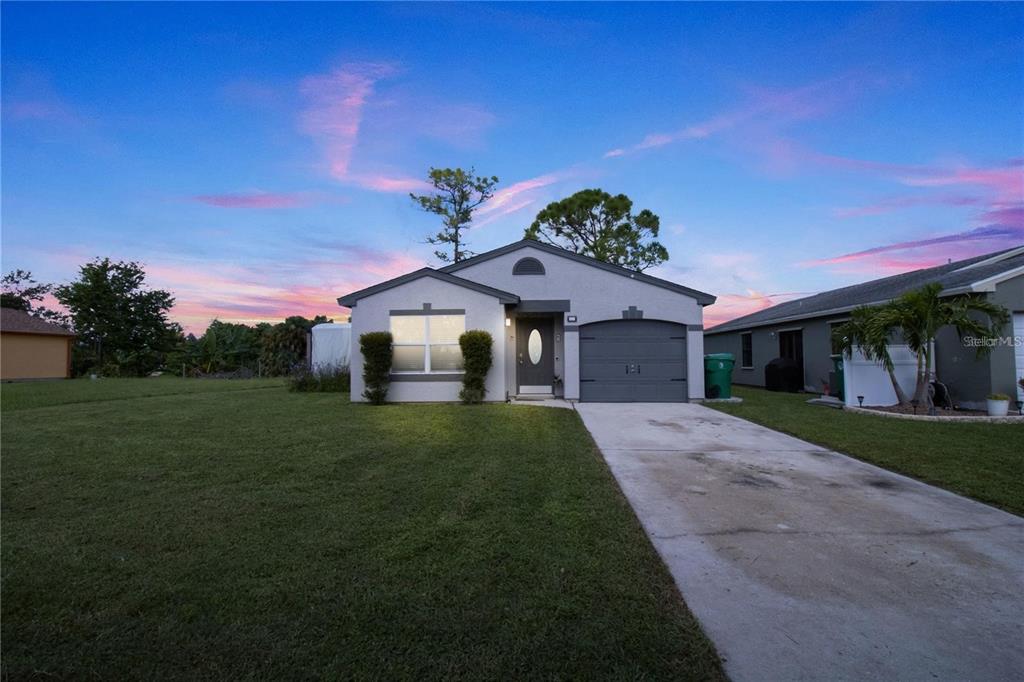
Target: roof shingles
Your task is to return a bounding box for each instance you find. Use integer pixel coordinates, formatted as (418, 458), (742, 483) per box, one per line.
(707, 246), (1024, 334)
(0, 308), (75, 336)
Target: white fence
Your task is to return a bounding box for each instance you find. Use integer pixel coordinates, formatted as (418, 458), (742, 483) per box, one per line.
(843, 345), (918, 407)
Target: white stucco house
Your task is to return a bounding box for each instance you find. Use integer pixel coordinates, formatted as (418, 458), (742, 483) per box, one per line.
(338, 239), (716, 403)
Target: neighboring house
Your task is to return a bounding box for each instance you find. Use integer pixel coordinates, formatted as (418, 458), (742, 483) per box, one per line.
(704, 246), (1024, 409)
(1, 308), (75, 381)
(339, 239), (715, 402)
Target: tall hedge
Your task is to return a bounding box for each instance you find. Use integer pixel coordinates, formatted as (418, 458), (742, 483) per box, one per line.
(360, 331), (393, 405)
(459, 330), (493, 404)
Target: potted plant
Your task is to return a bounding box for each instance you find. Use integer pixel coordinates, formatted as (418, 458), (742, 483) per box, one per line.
(986, 392), (1010, 417)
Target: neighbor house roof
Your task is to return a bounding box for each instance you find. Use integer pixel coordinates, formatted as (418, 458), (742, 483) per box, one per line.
(440, 239), (717, 306)
(706, 245), (1024, 335)
(338, 268), (520, 308)
(0, 308), (75, 336)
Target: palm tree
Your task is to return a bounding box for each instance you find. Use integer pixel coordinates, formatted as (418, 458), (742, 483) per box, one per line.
(833, 284), (1009, 408)
(832, 306), (910, 405)
(888, 283), (1009, 405)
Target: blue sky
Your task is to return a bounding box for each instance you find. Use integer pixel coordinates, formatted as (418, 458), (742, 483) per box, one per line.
(3, 2), (1022, 331)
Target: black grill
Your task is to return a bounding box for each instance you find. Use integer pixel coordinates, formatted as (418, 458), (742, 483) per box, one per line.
(765, 357), (802, 392)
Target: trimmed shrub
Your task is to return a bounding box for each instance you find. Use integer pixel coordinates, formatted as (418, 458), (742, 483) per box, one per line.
(459, 330), (493, 404)
(360, 332), (393, 405)
(288, 365), (351, 393)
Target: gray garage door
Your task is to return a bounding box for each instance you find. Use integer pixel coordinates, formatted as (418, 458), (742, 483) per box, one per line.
(579, 320), (687, 402)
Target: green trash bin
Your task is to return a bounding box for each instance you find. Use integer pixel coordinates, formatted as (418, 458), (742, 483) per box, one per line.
(704, 353), (735, 399)
(829, 354), (845, 400)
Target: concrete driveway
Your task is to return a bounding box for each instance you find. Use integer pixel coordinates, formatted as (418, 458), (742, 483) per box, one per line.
(575, 402), (1024, 682)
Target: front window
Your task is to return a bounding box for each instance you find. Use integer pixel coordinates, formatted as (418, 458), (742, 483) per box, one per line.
(741, 332), (753, 368)
(390, 314), (465, 373)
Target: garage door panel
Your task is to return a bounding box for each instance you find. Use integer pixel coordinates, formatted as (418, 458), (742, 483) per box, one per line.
(580, 361), (634, 380)
(580, 380), (634, 402)
(579, 320), (688, 402)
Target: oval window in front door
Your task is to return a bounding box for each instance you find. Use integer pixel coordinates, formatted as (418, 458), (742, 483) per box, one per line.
(528, 328), (543, 364)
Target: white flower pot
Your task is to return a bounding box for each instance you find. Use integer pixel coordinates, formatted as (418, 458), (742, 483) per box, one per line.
(986, 399), (1009, 417)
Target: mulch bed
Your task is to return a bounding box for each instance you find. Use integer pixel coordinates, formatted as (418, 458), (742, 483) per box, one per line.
(864, 404), (990, 417)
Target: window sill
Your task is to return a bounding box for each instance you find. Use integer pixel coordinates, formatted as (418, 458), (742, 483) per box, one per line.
(390, 373), (465, 382)
(740, 367), (754, 371)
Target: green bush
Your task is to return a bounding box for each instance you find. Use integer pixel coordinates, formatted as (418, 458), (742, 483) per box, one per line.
(288, 365), (351, 393)
(459, 330), (493, 404)
(360, 332), (393, 405)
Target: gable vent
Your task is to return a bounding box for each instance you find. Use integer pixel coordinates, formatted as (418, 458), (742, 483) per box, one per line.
(513, 257), (545, 276)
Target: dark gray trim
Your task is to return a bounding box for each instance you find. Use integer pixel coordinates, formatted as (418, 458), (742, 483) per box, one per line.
(439, 239), (717, 306)
(389, 308), (466, 316)
(338, 268), (519, 307)
(564, 325), (580, 331)
(622, 306), (644, 320)
(517, 299), (571, 313)
(512, 257), (546, 275)
(389, 373), (465, 382)
(686, 324), (703, 331)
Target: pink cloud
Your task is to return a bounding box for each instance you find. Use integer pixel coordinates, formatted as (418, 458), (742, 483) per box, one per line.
(346, 173), (429, 193)
(802, 224), (1024, 274)
(145, 246), (424, 334)
(299, 62), (397, 180)
(704, 291), (808, 329)
(897, 165), (1023, 200)
(473, 171), (575, 227)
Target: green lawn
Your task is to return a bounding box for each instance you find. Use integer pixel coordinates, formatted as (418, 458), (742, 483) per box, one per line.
(1, 380), (722, 680)
(1, 376), (283, 412)
(706, 386), (1024, 515)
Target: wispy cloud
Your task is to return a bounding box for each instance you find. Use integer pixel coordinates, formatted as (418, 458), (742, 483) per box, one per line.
(299, 62), (397, 180)
(3, 71), (85, 126)
(604, 72), (888, 158)
(473, 169), (586, 228)
(802, 224), (1024, 273)
(346, 173), (428, 193)
(295, 61), (500, 194)
(795, 152), (1023, 272)
(897, 164), (1023, 200)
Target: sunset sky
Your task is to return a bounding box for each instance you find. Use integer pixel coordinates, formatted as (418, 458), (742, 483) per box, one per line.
(3, 2), (1022, 333)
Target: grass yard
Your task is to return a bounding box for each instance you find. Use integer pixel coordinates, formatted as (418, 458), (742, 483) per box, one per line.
(706, 386), (1024, 515)
(1, 376), (284, 412)
(1, 380), (722, 680)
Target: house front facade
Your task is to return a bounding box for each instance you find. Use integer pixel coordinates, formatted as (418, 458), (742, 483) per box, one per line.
(339, 240), (715, 403)
(704, 246), (1024, 409)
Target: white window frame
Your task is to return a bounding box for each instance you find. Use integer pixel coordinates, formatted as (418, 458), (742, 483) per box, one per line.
(740, 332), (754, 369)
(390, 314), (465, 375)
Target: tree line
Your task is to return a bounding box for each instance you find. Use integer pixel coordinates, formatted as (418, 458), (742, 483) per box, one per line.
(1, 262), (333, 378)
